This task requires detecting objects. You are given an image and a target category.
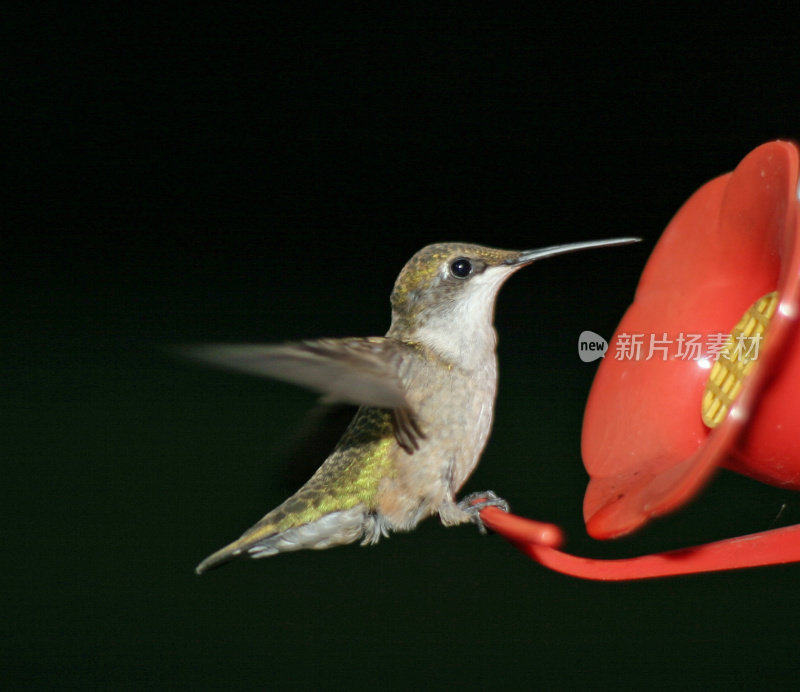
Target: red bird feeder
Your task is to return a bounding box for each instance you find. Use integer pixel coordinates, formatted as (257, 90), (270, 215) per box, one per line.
(481, 140), (800, 579)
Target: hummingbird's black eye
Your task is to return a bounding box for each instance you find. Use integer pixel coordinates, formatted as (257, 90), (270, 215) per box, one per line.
(449, 258), (473, 279)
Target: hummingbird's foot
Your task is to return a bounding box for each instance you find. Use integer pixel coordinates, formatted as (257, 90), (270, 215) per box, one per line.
(456, 491), (510, 535)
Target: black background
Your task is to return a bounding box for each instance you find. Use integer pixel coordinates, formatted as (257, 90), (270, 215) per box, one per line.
(7, 5), (800, 690)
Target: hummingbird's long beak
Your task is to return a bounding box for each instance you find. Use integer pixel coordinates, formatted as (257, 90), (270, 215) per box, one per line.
(508, 237), (641, 267)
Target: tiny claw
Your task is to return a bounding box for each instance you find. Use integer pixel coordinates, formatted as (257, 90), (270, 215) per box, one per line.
(457, 491), (510, 535)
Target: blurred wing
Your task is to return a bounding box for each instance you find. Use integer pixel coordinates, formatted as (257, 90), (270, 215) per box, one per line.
(179, 338), (424, 452)
(180, 338), (408, 408)
(277, 402), (359, 489)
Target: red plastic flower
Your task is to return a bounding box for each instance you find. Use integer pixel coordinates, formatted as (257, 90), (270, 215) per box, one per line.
(481, 141), (800, 579)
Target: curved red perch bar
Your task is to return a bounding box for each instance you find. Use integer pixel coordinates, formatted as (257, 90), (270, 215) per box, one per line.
(483, 141), (800, 579)
(480, 507), (800, 580)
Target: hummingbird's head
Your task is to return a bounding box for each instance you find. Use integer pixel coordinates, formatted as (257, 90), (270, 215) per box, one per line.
(390, 243), (524, 330)
(388, 239), (639, 364)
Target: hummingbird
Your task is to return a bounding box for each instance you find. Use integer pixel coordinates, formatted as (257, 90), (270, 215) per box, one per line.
(189, 238), (638, 573)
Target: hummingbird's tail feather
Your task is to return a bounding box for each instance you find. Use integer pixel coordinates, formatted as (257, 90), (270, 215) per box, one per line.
(195, 541), (244, 574)
(195, 505), (373, 574)
(195, 518), (291, 573)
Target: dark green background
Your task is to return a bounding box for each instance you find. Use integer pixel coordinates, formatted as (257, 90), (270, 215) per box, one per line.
(7, 6), (800, 689)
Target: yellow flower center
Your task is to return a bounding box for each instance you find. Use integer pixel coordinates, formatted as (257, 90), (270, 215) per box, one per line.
(702, 291), (779, 428)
